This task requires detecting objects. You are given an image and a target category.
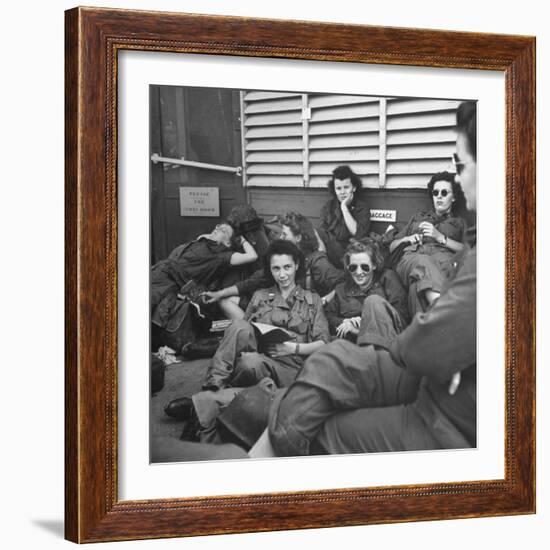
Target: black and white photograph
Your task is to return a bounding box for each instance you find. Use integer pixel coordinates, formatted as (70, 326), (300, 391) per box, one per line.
(149, 86), (477, 463)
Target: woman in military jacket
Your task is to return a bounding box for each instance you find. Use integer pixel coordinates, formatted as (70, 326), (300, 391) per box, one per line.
(202, 239), (330, 391)
(389, 171), (468, 315)
(318, 165), (371, 268)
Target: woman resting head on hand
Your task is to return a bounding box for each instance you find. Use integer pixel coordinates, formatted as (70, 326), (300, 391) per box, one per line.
(318, 165), (371, 268)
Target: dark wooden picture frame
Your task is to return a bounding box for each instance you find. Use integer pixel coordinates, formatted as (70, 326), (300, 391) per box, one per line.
(65, 6), (536, 543)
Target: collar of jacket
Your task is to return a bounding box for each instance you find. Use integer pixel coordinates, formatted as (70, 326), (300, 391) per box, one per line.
(422, 209), (452, 223)
(343, 279), (378, 297)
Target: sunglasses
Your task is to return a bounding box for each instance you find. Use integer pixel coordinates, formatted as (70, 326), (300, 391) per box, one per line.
(432, 189), (450, 198)
(348, 263), (372, 273)
(452, 153), (474, 175)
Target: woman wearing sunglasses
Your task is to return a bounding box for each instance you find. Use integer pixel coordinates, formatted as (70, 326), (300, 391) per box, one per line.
(388, 171), (467, 314)
(325, 239), (408, 341)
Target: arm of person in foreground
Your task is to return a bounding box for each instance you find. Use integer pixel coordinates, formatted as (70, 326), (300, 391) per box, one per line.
(389, 248), (476, 384)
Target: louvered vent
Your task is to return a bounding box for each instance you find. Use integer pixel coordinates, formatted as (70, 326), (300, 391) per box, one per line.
(242, 92), (460, 189)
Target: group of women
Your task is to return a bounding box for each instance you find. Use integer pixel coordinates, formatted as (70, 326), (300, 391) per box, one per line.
(161, 101), (476, 456)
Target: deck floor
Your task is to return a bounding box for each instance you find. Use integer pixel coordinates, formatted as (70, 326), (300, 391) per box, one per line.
(150, 357), (249, 462)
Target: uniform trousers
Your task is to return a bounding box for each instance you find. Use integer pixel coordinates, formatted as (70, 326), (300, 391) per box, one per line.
(269, 296), (423, 456)
(203, 319), (303, 390)
(396, 251), (449, 316)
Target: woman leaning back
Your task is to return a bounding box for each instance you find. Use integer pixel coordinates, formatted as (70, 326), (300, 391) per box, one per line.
(388, 171), (467, 315)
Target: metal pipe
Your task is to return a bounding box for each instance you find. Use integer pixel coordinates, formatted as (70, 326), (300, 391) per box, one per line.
(151, 153), (242, 175)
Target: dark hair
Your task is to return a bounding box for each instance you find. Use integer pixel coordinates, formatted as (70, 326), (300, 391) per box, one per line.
(279, 212), (319, 255)
(262, 239), (306, 287)
(327, 165), (363, 197)
(456, 101), (477, 160)
(426, 171), (466, 214)
(218, 220), (243, 250)
(343, 238), (385, 277)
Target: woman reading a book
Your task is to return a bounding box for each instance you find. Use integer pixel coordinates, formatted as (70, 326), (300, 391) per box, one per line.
(202, 239), (330, 391)
(164, 240), (330, 442)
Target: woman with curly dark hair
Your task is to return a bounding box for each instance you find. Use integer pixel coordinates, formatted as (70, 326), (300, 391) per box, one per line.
(199, 239), (330, 391)
(318, 165), (371, 268)
(389, 171), (467, 315)
(325, 239), (408, 342)
(164, 239), (331, 443)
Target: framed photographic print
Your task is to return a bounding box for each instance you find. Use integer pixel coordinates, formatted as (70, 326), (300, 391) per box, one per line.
(65, 6), (535, 543)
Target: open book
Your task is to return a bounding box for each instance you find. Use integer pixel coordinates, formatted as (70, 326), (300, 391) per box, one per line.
(251, 322), (297, 353)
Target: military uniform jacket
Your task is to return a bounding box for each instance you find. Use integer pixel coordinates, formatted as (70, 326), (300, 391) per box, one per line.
(390, 228), (477, 447)
(244, 285), (330, 345)
(393, 210), (467, 256)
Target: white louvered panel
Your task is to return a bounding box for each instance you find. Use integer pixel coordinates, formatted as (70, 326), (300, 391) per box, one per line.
(247, 163), (303, 175)
(309, 133), (379, 149)
(309, 161), (378, 175)
(247, 175), (304, 186)
(246, 151), (303, 162)
(245, 111), (302, 127)
(308, 94), (380, 109)
(243, 91), (460, 189)
(386, 127), (457, 145)
(310, 103), (380, 122)
(309, 174), (380, 188)
(245, 91), (301, 101)
(386, 111), (456, 131)
(309, 118), (379, 135)
(387, 99), (462, 116)
(386, 142), (454, 160)
(246, 137), (303, 150)
(245, 125), (302, 138)
(245, 96), (304, 114)
(309, 148), (379, 162)
(386, 158), (453, 175)
(384, 174), (435, 189)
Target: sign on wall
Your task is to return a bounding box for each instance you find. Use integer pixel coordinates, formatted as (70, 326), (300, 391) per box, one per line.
(179, 187), (220, 217)
(370, 209), (396, 223)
